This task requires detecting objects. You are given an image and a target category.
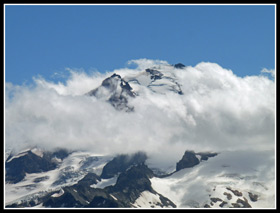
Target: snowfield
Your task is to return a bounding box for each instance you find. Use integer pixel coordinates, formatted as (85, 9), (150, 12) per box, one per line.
(133, 191), (173, 208)
(5, 151), (113, 206)
(151, 150), (275, 208)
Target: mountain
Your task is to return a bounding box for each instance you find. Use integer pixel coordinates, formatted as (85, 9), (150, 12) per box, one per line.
(150, 150), (274, 208)
(86, 73), (135, 112)
(6, 148), (69, 184)
(125, 67), (183, 95)
(5, 150), (175, 208)
(5, 148), (273, 208)
(176, 150), (218, 172)
(86, 65), (183, 112)
(173, 63), (186, 69)
(100, 152), (147, 179)
(4, 62), (275, 208)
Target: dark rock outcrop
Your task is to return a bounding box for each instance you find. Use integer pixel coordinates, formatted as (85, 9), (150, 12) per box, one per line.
(106, 163), (176, 208)
(145, 69), (164, 81)
(100, 152), (147, 179)
(5, 149), (69, 184)
(210, 197), (223, 203)
(77, 173), (101, 186)
(248, 192), (258, 202)
(42, 163), (175, 208)
(223, 192), (232, 200)
(219, 201), (228, 207)
(43, 172), (125, 208)
(6, 149), (220, 208)
(43, 185), (121, 208)
(174, 63), (186, 69)
(87, 73), (135, 112)
(226, 187), (243, 197)
(176, 151), (200, 172)
(175, 150), (218, 172)
(231, 197), (252, 208)
(87, 196), (121, 208)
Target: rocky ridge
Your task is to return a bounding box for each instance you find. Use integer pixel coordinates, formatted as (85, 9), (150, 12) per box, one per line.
(5, 147), (270, 208)
(86, 64), (184, 111)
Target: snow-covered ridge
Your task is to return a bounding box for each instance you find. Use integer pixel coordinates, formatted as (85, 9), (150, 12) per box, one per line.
(132, 191), (173, 208)
(6, 148), (43, 163)
(5, 150), (113, 206)
(5, 147), (275, 208)
(85, 64), (184, 112)
(151, 150), (275, 208)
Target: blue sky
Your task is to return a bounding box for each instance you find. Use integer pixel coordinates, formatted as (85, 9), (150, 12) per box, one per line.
(5, 4), (275, 85)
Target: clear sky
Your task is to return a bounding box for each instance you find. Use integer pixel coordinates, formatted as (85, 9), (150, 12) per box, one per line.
(5, 4), (275, 85)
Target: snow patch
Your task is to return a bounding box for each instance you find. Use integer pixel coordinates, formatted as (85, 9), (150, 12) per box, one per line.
(90, 176), (118, 189)
(51, 189), (64, 198)
(30, 148), (44, 158)
(6, 152), (28, 163)
(110, 194), (118, 201)
(5, 151), (112, 206)
(133, 191), (163, 208)
(151, 150), (275, 208)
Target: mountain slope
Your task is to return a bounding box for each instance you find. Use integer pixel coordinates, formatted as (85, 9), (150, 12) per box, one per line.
(5, 148), (274, 208)
(87, 73), (135, 112)
(151, 150), (275, 208)
(86, 64), (184, 112)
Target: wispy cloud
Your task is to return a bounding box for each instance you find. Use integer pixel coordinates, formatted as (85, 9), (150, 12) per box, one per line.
(261, 68), (275, 78)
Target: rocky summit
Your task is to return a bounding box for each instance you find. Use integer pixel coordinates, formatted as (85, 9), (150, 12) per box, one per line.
(86, 64), (183, 112)
(87, 73), (136, 112)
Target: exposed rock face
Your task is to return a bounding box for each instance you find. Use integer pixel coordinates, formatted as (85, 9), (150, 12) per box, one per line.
(173, 63), (186, 69)
(176, 151), (200, 171)
(226, 187), (243, 197)
(86, 66), (184, 112)
(43, 185), (120, 208)
(6, 149), (263, 209)
(106, 163), (176, 208)
(145, 68), (164, 81)
(41, 163), (175, 208)
(100, 152), (147, 179)
(77, 173), (101, 186)
(204, 204), (211, 208)
(219, 201), (228, 207)
(248, 192), (258, 202)
(87, 73), (135, 112)
(210, 197), (223, 203)
(106, 164), (154, 204)
(176, 150), (218, 172)
(231, 197), (252, 208)
(5, 149), (69, 184)
(144, 68), (183, 95)
(203, 186), (254, 208)
(223, 192), (232, 200)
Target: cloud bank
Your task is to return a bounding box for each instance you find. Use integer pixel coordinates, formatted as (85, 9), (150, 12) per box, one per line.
(5, 59), (275, 165)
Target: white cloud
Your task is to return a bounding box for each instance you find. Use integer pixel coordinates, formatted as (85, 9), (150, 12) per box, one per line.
(261, 68), (275, 78)
(127, 58), (170, 71)
(5, 59), (275, 168)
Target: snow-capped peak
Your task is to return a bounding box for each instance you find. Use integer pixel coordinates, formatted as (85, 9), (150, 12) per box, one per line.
(86, 73), (135, 111)
(86, 65), (184, 111)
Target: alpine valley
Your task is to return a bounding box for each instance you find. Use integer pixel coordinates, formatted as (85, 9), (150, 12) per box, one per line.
(5, 59), (275, 208)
